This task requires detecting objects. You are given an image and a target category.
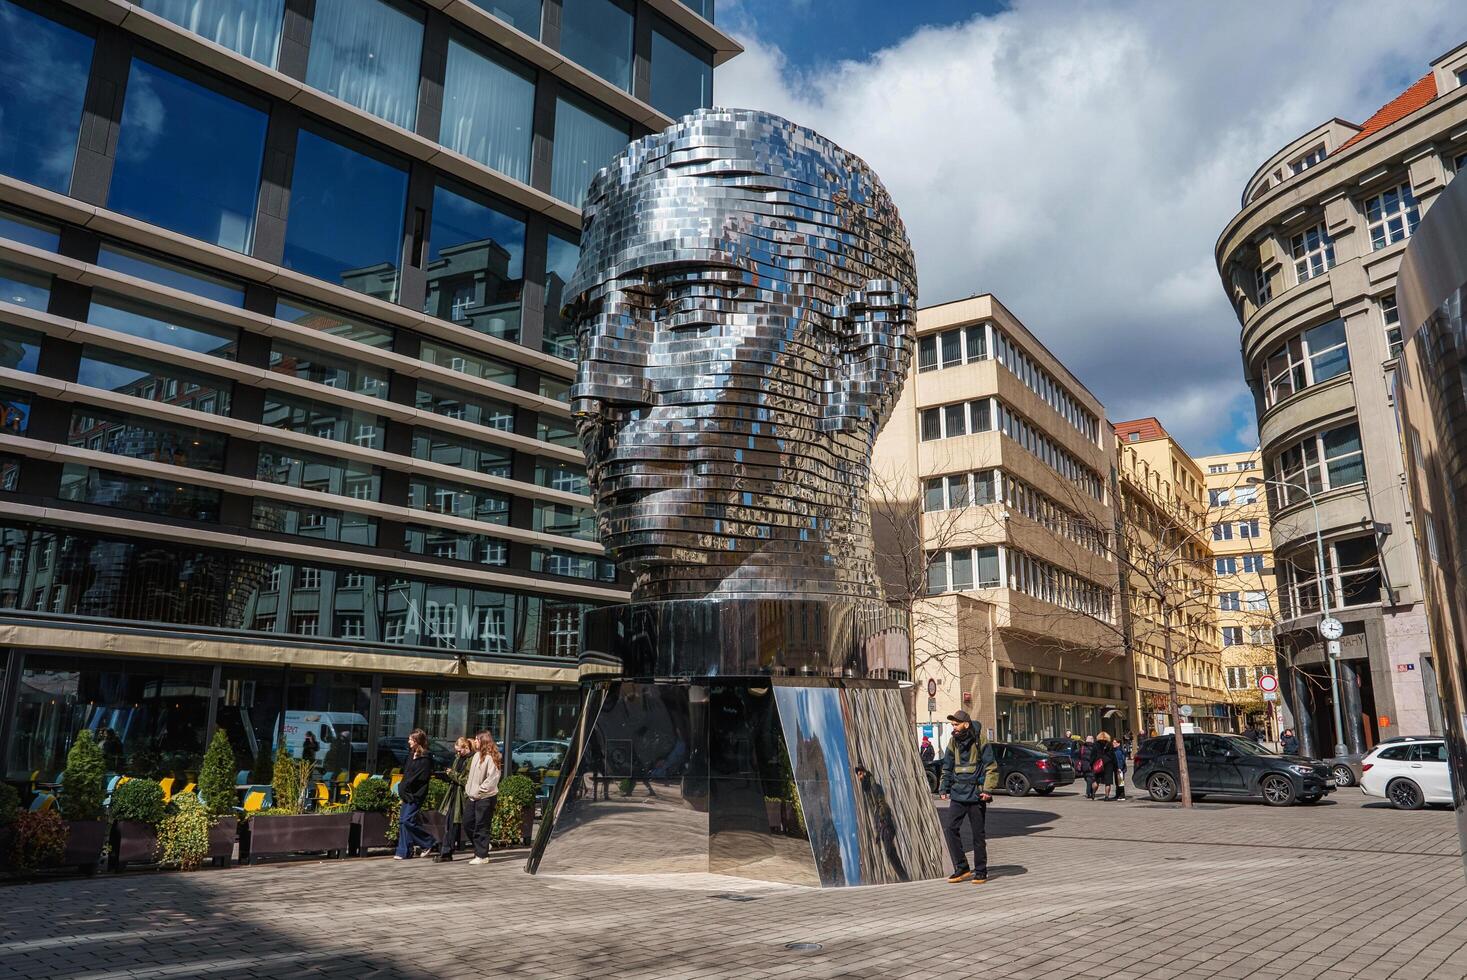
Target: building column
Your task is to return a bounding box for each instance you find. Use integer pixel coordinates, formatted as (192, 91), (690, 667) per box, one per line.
(1338, 658), (1367, 755)
(1289, 664), (1317, 758)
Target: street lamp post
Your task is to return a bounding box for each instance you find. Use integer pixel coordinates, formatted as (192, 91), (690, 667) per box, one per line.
(1247, 475), (1349, 758)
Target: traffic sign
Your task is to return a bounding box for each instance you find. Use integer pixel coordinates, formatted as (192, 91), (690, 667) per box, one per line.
(927, 697), (937, 713)
(1258, 674), (1279, 693)
(1179, 704), (1194, 717)
(1263, 691), (1278, 701)
(927, 678), (937, 697)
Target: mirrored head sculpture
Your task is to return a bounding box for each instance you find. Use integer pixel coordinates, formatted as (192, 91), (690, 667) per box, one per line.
(566, 108), (917, 601)
(528, 109), (943, 887)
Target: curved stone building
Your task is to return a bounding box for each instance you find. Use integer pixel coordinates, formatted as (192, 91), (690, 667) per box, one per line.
(1215, 45), (1467, 755)
(1396, 140), (1467, 859)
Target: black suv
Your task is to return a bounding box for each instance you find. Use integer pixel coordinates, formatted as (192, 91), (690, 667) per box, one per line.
(1132, 733), (1334, 806)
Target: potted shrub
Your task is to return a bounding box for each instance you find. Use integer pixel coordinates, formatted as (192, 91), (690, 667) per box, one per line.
(58, 731), (107, 874)
(492, 774), (537, 847)
(349, 778), (393, 856)
(238, 747), (351, 864)
(10, 809), (67, 876)
(109, 778), (166, 871)
(157, 793), (213, 871)
(0, 782), (18, 869)
(197, 729), (238, 865)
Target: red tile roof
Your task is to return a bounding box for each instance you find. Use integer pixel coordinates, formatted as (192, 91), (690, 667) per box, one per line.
(1337, 73), (1438, 152)
(1112, 417), (1167, 443)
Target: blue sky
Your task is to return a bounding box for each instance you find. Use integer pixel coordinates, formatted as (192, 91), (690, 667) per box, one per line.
(716, 1), (1461, 457)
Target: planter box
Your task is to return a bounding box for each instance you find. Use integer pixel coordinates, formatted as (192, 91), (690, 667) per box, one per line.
(239, 813), (352, 864)
(208, 816), (237, 868)
(110, 820), (159, 871)
(63, 819), (107, 875)
(350, 811), (392, 856)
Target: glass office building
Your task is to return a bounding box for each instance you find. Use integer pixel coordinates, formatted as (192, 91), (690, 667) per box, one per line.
(0, 0), (738, 789)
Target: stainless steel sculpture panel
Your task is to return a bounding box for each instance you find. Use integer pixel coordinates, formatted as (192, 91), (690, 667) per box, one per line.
(528, 109), (942, 886)
(567, 108), (916, 601)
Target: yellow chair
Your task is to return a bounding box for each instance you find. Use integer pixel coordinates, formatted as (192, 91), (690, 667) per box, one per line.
(389, 774), (402, 795)
(314, 782), (330, 806)
(158, 777), (176, 802)
(242, 789), (266, 812)
(179, 782), (196, 797)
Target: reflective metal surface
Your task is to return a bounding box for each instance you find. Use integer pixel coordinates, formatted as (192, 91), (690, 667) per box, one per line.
(1396, 169), (1467, 872)
(529, 110), (940, 886)
(566, 108), (917, 602)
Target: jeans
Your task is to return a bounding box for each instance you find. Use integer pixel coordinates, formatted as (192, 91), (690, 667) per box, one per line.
(465, 795), (497, 859)
(942, 800), (987, 877)
(1083, 774), (1095, 799)
(396, 800), (437, 858)
(439, 819), (459, 856)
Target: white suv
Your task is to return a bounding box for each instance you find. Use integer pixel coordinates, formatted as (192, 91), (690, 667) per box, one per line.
(1359, 739), (1452, 809)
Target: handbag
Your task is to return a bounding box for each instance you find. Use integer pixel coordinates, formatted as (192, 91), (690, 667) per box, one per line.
(1091, 757), (1104, 775)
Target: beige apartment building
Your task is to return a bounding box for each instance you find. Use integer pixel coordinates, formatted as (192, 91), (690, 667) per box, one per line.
(872, 295), (1130, 743)
(1199, 451), (1281, 739)
(1113, 419), (1231, 734)
(1214, 44), (1467, 753)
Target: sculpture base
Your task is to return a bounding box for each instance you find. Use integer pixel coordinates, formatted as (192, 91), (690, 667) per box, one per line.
(526, 601), (943, 887)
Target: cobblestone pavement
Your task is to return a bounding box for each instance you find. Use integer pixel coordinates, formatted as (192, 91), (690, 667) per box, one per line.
(2, 788), (1465, 980)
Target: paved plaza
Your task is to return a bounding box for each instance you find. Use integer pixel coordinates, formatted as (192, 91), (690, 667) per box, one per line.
(2, 788), (1465, 980)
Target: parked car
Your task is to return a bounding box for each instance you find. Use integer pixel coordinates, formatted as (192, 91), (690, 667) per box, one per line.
(1359, 738), (1453, 809)
(923, 741), (1075, 796)
(512, 739), (569, 771)
(1324, 736), (1436, 787)
(1132, 733), (1333, 806)
(1040, 737), (1078, 759)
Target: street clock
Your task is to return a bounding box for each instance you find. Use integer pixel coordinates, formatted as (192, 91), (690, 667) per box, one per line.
(1318, 616), (1344, 641)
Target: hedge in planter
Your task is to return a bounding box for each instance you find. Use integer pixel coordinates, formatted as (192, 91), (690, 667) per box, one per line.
(350, 779), (394, 855)
(157, 794), (211, 871)
(59, 732), (107, 874)
(110, 779), (166, 871)
(11, 810), (68, 874)
(198, 730), (237, 818)
(492, 775), (536, 846)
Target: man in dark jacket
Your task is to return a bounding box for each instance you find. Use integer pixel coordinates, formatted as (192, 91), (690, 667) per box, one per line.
(938, 710), (998, 884)
(1281, 729), (1300, 755)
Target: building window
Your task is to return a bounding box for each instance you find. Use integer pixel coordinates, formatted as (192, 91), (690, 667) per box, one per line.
(1263, 318), (1349, 406)
(139, 0), (284, 67)
(918, 323), (989, 373)
(283, 128), (408, 301)
(1364, 183), (1420, 251)
(440, 31), (535, 184)
(1290, 223), (1335, 283)
(290, 614), (320, 636)
(0, 2), (94, 194)
(305, 0), (423, 130)
(1219, 591), (1240, 611)
(1215, 557), (1237, 575)
(1208, 464), (1228, 474)
(423, 182), (526, 342)
(560, 0), (633, 92)
(1382, 294), (1402, 358)
(110, 58), (268, 253)
(1212, 522), (1232, 542)
(926, 546), (1002, 594)
(1244, 590), (1268, 611)
(543, 233), (580, 359)
(1281, 535), (1382, 618)
(336, 615), (366, 639)
(1271, 421), (1365, 507)
(551, 94), (630, 206)
(465, 0), (541, 37)
(297, 567), (321, 590)
(1222, 627), (1243, 647)
(1289, 144), (1325, 174)
(275, 296), (394, 349)
(1249, 626), (1274, 645)
(1253, 265), (1272, 306)
(1242, 554), (1264, 574)
(650, 16), (712, 120)
(1238, 519), (1261, 539)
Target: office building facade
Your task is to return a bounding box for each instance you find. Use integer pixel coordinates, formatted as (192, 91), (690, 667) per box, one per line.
(1198, 450), (1281, 739)
(1215, 45), (1467, 752)
(0, 0), (739, 787)
(872, 295), (1131, 743)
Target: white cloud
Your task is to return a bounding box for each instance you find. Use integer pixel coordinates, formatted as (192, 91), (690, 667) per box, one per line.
(715, 0), (1458, 454)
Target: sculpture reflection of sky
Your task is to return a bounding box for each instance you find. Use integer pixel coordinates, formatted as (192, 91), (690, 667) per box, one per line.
(774, 686), (861, 885)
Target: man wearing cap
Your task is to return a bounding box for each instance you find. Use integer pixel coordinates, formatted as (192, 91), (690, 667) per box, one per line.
(938, 710), (999, 883)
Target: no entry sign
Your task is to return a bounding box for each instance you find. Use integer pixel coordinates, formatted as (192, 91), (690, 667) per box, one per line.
(1258, 674), (1279, 693)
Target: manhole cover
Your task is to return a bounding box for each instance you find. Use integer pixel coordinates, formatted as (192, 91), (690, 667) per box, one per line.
(712, 893), (758, 902)
(784, 943), (823, 953)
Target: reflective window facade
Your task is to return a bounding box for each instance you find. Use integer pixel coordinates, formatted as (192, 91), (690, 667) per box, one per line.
(282, 128), (408, 301)
(0, 1), (93, 193)
(305, 0), (423, 130)
(543, 232), (580, 358)
(466, 0), (541, 38)
(424, 183), (526, 342)
(441, 32), (535, 184)
(560, 0), (633, 92)
(139, 0), (285, 67)
(650, 18), (712, 120)
(110, 58), (268, 252)
(551, 94), (630, 206)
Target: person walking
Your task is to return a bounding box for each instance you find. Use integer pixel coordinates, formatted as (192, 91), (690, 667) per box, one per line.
(937, 710), (998, 885)
(435, 736), (473, 862)
(920, 737), (935, 765)
(1281, 728), (1300, 755)
(394, 729), (439, 861)
(464, 730), (503, 866)
(1113, 735), (1128, 801)
(1078, 735), (1097, 799)
(1095, 731), (1116, 801)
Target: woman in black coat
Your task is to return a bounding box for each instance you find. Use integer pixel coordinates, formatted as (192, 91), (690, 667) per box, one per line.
(1094, 732), (1117, 800)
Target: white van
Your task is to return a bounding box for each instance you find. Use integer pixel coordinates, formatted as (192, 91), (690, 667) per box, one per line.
(275, 711), (370, 767)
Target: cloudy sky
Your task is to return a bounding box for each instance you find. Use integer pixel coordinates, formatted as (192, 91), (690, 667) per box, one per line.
(714, 0), (1461, 457)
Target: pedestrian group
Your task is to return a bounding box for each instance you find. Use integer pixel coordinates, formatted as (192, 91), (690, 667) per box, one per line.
(394, 728), (503, 865)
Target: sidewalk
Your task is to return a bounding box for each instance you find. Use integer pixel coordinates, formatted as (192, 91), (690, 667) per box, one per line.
(1, 789), (1463, 979)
